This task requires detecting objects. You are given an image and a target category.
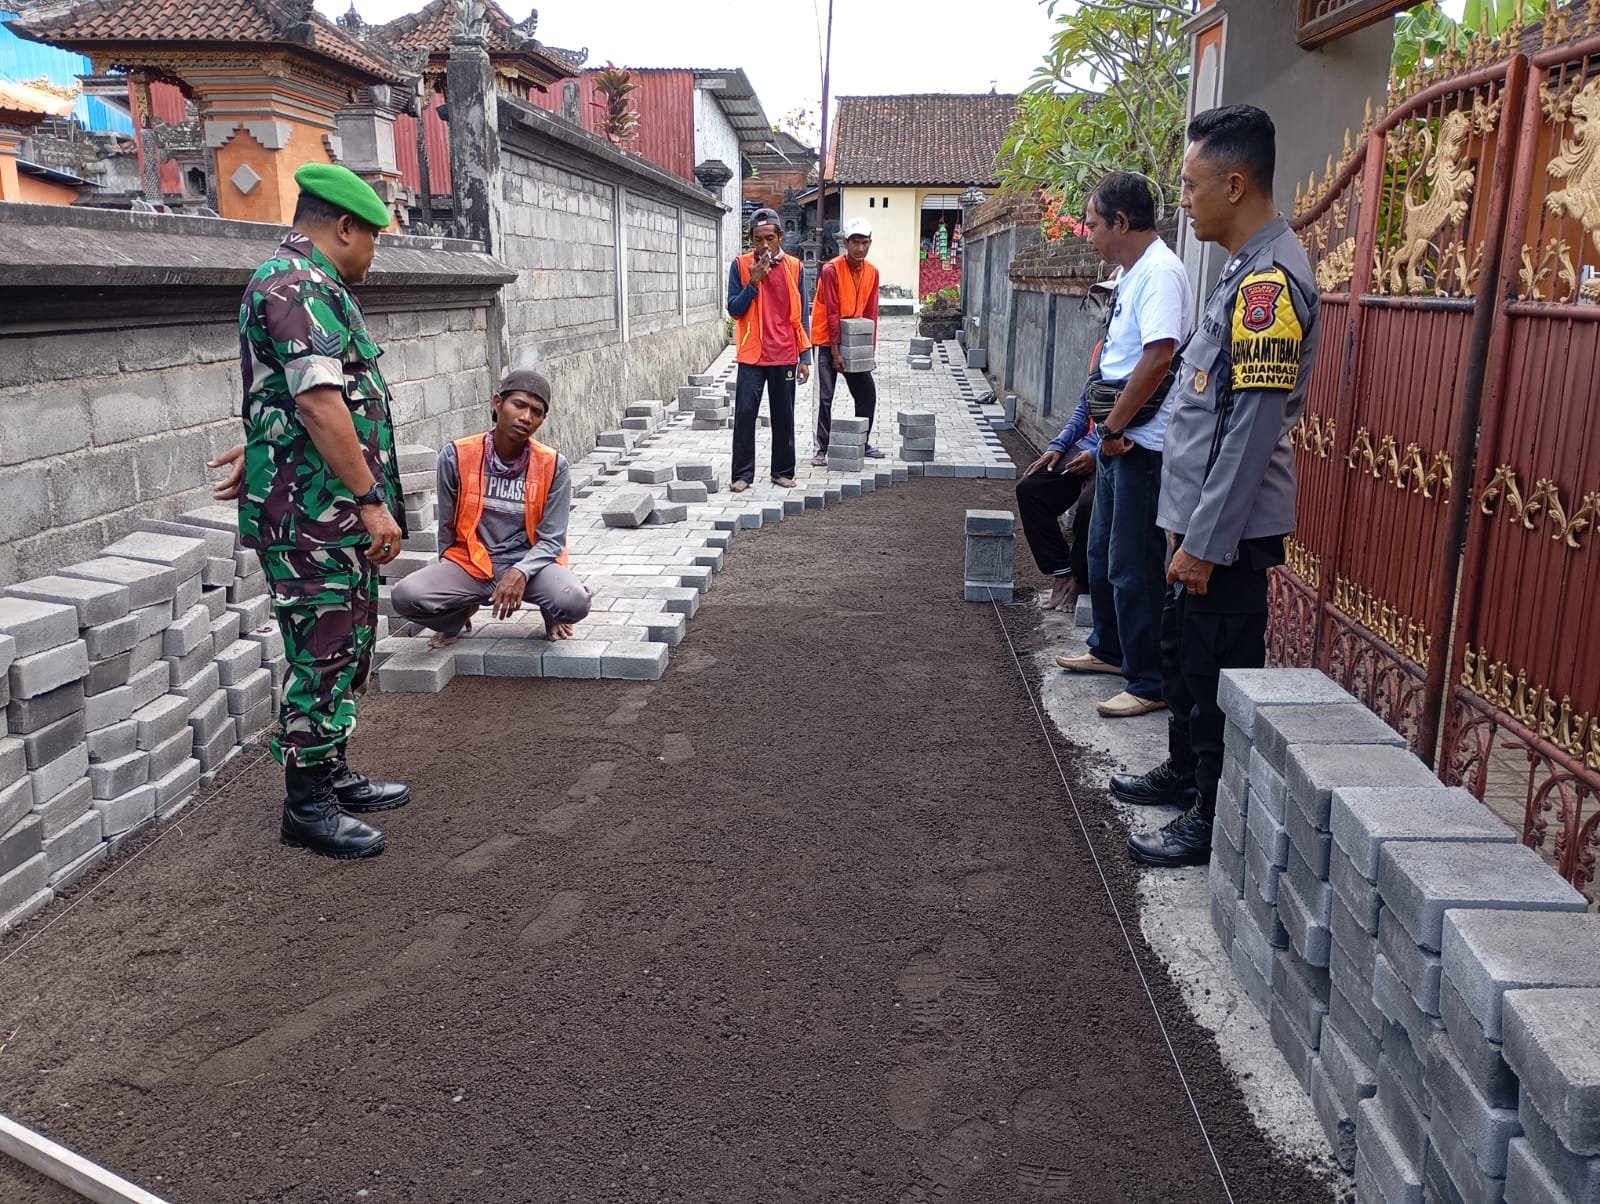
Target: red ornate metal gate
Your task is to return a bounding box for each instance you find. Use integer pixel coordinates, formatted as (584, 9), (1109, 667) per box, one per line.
(1279, 4), (1600, 900)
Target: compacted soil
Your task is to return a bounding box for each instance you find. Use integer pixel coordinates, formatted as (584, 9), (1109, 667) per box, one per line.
(0, 474), (1326, 1203)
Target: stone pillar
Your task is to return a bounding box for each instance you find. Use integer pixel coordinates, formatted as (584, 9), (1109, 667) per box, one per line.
(445, 9), (501, 251)
(336, 86), (405, 215)
(131, 74), (163, 205)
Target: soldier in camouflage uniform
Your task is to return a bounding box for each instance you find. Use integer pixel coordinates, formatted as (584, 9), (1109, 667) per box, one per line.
(235, 163), (410, 860)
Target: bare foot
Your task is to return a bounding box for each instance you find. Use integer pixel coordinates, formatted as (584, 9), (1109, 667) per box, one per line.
(730, 480), (750, 493)
(545, 619), (576, 640)
(427, 609), (476, 649)
(1046, 578), (1079, 611)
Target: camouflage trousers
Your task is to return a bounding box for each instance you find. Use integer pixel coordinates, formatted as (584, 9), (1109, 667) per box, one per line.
(258, 545), (379, 768)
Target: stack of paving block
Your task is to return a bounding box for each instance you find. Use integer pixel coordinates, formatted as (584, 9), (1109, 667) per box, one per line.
(673, 461), (721, 499)
(1501, 985), (1600, 1204)
(678, 383), (731, 429)
(380, 445), (439, 587)
(827, 416), (870, 472)
(602, 489), (687, 529)
(838, 317), (876, 373)
(962, 510), (1014, 603)
(907, 335), (934, 371)
(623, 400), (666, 434)
(897, 410), (936, 465)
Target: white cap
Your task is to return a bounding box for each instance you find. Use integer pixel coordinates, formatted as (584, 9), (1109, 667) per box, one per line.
(841, 217), (873, 239)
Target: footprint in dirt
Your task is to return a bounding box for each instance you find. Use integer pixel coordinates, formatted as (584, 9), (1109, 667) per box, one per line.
(1012, 1087), (1086, 1198)
(567, 761), (617, 797)
(885, 1052), (950, 1132)
(520, 890), (587, 947)
(604, 693), (650, 727)
(897, 1118), (1000, 1203)
(444, 832), (522, 877)
(659, 732), (693, 764)
(601, 817), (645, 851)
(533, 798), (589, 836)
(894, 928), (1002, 1032)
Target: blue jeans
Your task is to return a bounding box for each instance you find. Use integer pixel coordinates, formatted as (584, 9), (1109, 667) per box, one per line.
(1086, 443), (1167, 700)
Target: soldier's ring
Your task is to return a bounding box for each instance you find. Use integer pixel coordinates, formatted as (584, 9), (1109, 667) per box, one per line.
(381, 542), (392, 551)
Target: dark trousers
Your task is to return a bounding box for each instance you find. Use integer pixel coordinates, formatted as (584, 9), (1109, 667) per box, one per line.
(1014, 465), (1093, 579)
(1086, 444), (1167, 699)
(1162, 565), (1270, 818)
(813, 346), (878, 452)
(733, 362), (797, 483)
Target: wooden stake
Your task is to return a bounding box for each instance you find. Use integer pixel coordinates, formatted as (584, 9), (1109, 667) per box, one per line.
(0, 1112), (171, 1204)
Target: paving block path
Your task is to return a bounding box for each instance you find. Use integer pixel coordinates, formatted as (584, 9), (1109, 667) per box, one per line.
(376, 318), (1016, 691)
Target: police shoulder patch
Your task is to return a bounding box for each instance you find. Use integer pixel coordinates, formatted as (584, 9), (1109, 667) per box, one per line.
(1231, 265), (1303, 392)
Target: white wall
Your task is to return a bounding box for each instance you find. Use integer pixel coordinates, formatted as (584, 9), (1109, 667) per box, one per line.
(693, 86), (742, 279)
(840, 185), (920, 296)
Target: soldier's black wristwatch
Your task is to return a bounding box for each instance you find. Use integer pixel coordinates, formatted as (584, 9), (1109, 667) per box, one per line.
(353, 482), (385, 508)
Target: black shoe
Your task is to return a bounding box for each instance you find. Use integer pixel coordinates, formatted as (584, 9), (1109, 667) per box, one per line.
(1127, 804), (1213, 868)
(331, 744), (411, 813)
(1108, 760), (1190, 806)
(281, 762), (386, 859)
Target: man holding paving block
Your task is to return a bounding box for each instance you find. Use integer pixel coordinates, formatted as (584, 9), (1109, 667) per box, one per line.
(809, 216), (883, 465)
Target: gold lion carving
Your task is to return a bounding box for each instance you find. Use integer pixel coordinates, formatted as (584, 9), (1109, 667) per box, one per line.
(1546, 77), (1600, 302)
(1389, 110), (1475, 295)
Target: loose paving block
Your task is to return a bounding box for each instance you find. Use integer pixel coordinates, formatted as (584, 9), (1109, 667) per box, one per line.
(172, 573), (202, 616)
(170, 661), (221, 704)
(6, 575), (129, 628)
(1502, 988), (1600, 1156)
(102, 531), (207, 581)
(964, 509), (1014, 535)
(1428, 1027), (1522, 1175)
(84, 651), (132, 697)
(242, 625), (284, 661)
(1275, 947), (1330, 1048)
(595, 429), (638, 450)
(1308, 1054), (1359, 1172)
(153, 758), (201, 809)
(0, 597), (79, 660)
(1231, 929), (1274, 1018)
(226, 597), (271, 636)
(1375, 954), (1444, 1069)
(601, 642), (668, 680)
(964, 534), (1013, 583)
(215, 639), (263, 686)
(1357, 1096), (1425, 1204)
(9, 640), (88, 701)
(1332, 982), (1385, 1071)
(32, 776), (91, 839)
(129, 603), (170, 643)
(667, 480), (708, 503)
(677, 461), (717, 482)
(542, 640), (606, 679)
(602, 491), (655, 529)
(1278, 873), (1332, 966)
(132, 693), (189, 752)
(1380, 841), (1587, 954)
(1505, 1137), (1573, 1204)
(0, 784), (27, 841)
(1286, 799), (1334, 877)
(1441, 910), (1600, 1047)
(1212, 820), (1245, 889)
(1244, 834), (1282, 903)
(1218, 668), (1359, 736)
(87, 719), (137, 764)
(164, 639), (215, 691)
(1270, 994), (1317, 1086)
(1331, 848), (1383, 935)
(22, 712), (85, 772)
(627, 464), (675, 484)
(1247, 785), (1290, 864)
(831, 430), (868, 448)
(193, 724), (236, 772)
(1287, 743), (1444, 831)
(89, 751), (148, 801)
(93, 781), (156, 837)
(225, 667), (273, 716)
(147, 725), (194, 779)
(643, 502), (688, 525)
(28, 732), (88, 807)
(61, 556), (176, 608)
(898, 448), (934, 462)
(1331, 895), (1375, 974)
(1518, 1092), (1600, 1204)
(901, 435), (937, 451)
(1322, 1016), (1379, 1116)
(627, 401), (665, 420)
(1429, 1100), (1507, 1204)
(8, 680), (84, 737)
(43, 807), (100, 875)
(162, 604), (211, 658)
(1439, 975), (1520, 1111)
(0, 812), (41, 877)
(137, 516), (235, 561)
(1243, 865), (1290, 947)
(1380, 906), (1443, 1015)
(1330, 785), (1513, 881)
(1256, 702), (1407, 775)
(126, 661), (170, 712)
(209, 609), (242, 650)
(1378, 1060), (1433, 1170)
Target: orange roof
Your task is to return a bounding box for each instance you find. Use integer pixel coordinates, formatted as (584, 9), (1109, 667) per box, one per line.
(6, 0), (413, 85)
(0, 77), (78, 121)
(376, 0), (577, 83)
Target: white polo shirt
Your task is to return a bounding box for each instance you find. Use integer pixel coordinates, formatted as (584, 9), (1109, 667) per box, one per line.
(1099, 238), (1192, 452)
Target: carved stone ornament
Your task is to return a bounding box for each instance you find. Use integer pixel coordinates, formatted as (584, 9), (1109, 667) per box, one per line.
(452, 0), (488, 43)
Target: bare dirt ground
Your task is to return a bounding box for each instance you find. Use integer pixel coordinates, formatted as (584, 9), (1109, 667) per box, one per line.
(0, 473), (1327, 1203)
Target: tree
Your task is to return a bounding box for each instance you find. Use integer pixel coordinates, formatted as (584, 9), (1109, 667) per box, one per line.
(1393, 0), (1548, 82)
(591, 62), (639, 148)
(997, 0), (1188, 226)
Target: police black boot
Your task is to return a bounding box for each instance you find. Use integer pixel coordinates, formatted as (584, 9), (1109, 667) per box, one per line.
(1127, 803), (1213, 869)
(330, 743), (411, 814)
(281, 762), (386, 859)
(1108, 759), (1189, 806)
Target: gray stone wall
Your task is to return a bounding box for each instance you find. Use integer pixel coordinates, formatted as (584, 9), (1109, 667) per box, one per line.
(500, 151), (618, 345)
(685, 212), (721, 316)
(626, 192), (682, 337)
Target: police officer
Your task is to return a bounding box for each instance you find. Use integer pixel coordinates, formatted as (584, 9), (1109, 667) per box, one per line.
(1115, 105), (1322, 868)
(230, 163), (410, 860)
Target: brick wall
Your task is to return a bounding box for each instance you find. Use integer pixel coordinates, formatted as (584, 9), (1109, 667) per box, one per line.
(626, 191), (682, 336)
(499, 152), (618, 345)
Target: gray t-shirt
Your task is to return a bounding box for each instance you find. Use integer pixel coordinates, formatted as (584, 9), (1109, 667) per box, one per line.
(438, 435), (572, 579)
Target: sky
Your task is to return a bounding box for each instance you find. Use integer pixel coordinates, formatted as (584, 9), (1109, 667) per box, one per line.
(316, 0), (1063, 137)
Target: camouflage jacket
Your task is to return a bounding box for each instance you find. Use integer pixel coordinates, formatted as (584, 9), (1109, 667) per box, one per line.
(237, 232), (404, 552)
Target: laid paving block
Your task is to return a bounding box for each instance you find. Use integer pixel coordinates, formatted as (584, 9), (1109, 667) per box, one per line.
(93, 781), (156, 837)
(22, 712), (85, 772)
(643, 613), (686, 647)
(87, 719), (137, 764)
(1429, 1100), (1507, 1204)
(89, 751), (148, 801)
(1287, 742), (1439, 829)
(1502, 988), (1600, 1156)
(1438, 974), (1520, 1111)
(1330, 785), (1513, 881)
(667, 481), (708, 503)
(1427, 1026), (1522, 1175)
(1278, 872), (1332, 966)
(1379, 906), (1443, 1016)
(602, 491), (655, 529)
(1357, 1097), (1424, 1204)
(627, 464), (675, 484)
(1518, 1092), (1600, 1204)
(225, 668), (273, 716)
(0, 597), (79, 660)
(102, 531), (207, 582)
(600, 642), (668, 681)
(541, 640), (606, 679)
(126, 661), (170, 712)
(1379, 841), (1587, 953)
(31, 776), (91, 839)
(480, 640), (545, 678)
(1441, 910), (1600, 1046)
(1257, 703), (1407, 775)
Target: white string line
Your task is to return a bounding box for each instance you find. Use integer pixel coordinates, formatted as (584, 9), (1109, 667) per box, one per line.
(0, 746), (275, 975)
(989, 597), (1238, 1204)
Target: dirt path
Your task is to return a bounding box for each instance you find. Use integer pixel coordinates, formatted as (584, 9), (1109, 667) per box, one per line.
(0, 474), (1325, 1203)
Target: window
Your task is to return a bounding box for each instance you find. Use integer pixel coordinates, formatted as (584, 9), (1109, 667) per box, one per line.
(883, 197), (890, 209)
(869, 197), (875, 208)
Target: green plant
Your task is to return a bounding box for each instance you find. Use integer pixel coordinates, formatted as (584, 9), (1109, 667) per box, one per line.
(921, 286), (961, 310)
(1393, 0), (1547, 83)
(591, 62), (639, 148)
(997, 0), (1188, 222)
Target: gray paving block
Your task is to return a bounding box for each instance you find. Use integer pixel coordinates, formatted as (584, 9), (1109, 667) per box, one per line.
(188, 689), (232, 743)
(0, 862), (48, 933)
(643, 612), (686, 647)
(677, 461), (716, 482)
(1287, 742), (1440, 830)
(1209, 876), (1237, 948)
(81, 614), (139, 662)
(7, 574), (130, 628)
(89, 750), (149, 802)
(1322, 1016), (1379, 1117)
(193, 723), (237, 772)
(831, 430), (868, 449)
(1505, 1136), (1573, 1204)
(87, 719), (137, 764)
(1423, 1145), (1470, 1204)
(1330, 928), (1377, 1011)
(1247, 748), (1288, 822)
(0, 812), (41, 876)
(896, 448), (934, 462)
(42, 807), (100, 878)
(136, 516), (235, 561)
(233, 696), (275, 742)
(1430, 1099), (1508, 1204)
(93, 781), (156, 837)
(1428, 1026), (1522, 1175)
(214, 639), (263, 687)
(61, 556), (177, 608)
(1231, 930), (1274, 1018)
(666, 480), (708, 503)
(225, 667), (273, 716)
(162, 604), (211, 659)
(31, 776), (90, 839)
(129, 603), (170, 643)
(1442, 910), (1600, 1043)
(1377, 1060), (1432, 1170)
(0, 780), (30, 838)
(173, 573), (202, 616)
(126, 661), (170, 712)
(675, 566), (712, 594)
(1212, 818), (1245, 890)
(542, 639), (606, 679)
(1374, 953), (1444, 1066)
(963, 581), (1013, 603)
(0, 736), (20, 788)
(1331, 847), (1383, 934)
(644, 502), (688, 525)
(85, 650), (132, 697)
(22, 712), (85, 772)
(964, 534), (1014, 582)
(601, 642), (668, 681)
(1439, 974), (1519, 1111)
(152, 758), (201, 809)
(209, 610), (242, 650)
(901, 435), (937, 451)
(170, 661), (221, 705)
(8, 680), (84, 737)
(146, 724), (194, 779)
(1243, 867), (1290, 948)
(131, 693), (189, 752)
(1380, 906), (1443, 1016)
(1246, 787), (1289, 865)
(1286, 800), (1334, 884)
(1381, 1014), (1432, 1117)
(101, 531), (206, 581)
(227, 573), (267, 605)
(126, 634), (162, 677)
(1275, 946), (1330, 1048)
(1217, 668), (1359, 736)
(627, 463), (675, 484)
(1285, 842), (1331, 924)
(480, 640), (545, 677)
(1217, 779), (1248, 858)
(1234, 893), (1280, 982)
(9, 640), (88, 700)
(1330, 785), (1514, 880)
(1380, 841), (1588, 953)
(1518, 1092), (1600, 1204)
(28, 738), (87, 806)
(1244, 835), (1282, 903)
(1332, 981), (1385, 1070)
(0, 597), (79, 660)
(1279, 872), (1332, 966)
(1309, 1053), (1358, 1172)
(241, 624), (284, 661)
(1357, 1097), (1424, 1204)
(602, 491), (655, 529)
(227, 595), (272, 632)
(1331, 896), (1375, 977)
(1270, 995), (1316, 1087)
(1258, 702), (1408, 774)
(1503, 987), (1600, 1156)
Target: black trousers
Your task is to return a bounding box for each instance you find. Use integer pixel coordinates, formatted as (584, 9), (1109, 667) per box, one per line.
(1162, 557), (1272, 818)
(1014, 466), (1094, 579)
(733, 362), (797, 483)
(813, 345), (878, 452)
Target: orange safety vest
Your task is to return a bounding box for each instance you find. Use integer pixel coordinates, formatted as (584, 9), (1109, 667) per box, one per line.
(809, 256), (879, 347)
(441, 433), (569, 580)
(734, 250), (811, 365)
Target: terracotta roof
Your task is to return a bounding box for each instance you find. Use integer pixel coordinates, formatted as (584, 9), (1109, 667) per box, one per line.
(374, 0), (576, 82)
(5, 0), (413, 85)
(829, 93), (1018, 187)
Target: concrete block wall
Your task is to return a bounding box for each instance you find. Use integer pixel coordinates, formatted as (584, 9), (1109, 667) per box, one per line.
(684, 212), (721, 315)
(1212, 668), (1600, 1203)
(626, 192), (684, 335)
(0, 506), (291, 934)
(500, 151), (618, 343)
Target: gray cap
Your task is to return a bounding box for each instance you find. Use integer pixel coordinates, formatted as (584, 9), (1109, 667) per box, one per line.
(749, 207), (781, 233)
(497, 367), (552, 406)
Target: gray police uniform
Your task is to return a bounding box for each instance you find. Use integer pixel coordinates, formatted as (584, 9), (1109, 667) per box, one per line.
(1156, 216), (1320, 815)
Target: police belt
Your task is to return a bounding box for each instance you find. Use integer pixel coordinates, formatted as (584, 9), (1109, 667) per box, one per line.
(1083, 367), (1174, 427)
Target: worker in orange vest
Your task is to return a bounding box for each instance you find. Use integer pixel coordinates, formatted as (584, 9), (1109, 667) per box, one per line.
(727, 207), (812, 491)
(809, 216), (882, 465)
(390, 368), (591, 646)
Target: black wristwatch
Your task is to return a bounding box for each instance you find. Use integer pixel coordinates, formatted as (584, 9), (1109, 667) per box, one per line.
(1101, 427), (1125, 443)
(353, 482), (385, 508)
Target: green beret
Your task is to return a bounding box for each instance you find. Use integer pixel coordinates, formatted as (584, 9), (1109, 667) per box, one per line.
(293, 162), (391, 229)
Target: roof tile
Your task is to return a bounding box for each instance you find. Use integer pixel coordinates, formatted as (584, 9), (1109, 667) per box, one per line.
(830, 93), (1017, 187)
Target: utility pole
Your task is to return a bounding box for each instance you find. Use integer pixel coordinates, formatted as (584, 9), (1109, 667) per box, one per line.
(816, 0), (834, 260)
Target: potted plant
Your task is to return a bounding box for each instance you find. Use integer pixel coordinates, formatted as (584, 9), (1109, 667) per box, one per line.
(918, 285), (962, 340)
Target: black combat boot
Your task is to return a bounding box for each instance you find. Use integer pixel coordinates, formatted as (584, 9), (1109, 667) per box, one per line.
(1108, 759), (1190, 806)
(330, 743), (411, 813)
(1127, 803), (1213, 868)
(281, 762), (386, 859)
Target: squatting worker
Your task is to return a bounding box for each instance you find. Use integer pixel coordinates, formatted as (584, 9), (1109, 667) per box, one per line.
(231, 162), (410, 861)
(1120, 105), (1321, 869)
(809, 216), (883, 465)
(1054, 172), (1192, 720)
(390, 369), (592, 646)
(727, 207), (811, 492)
(1015, 383), (1098, 612)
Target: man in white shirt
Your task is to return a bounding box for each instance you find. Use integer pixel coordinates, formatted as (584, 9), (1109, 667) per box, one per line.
(1055, 173), (1193, 718)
